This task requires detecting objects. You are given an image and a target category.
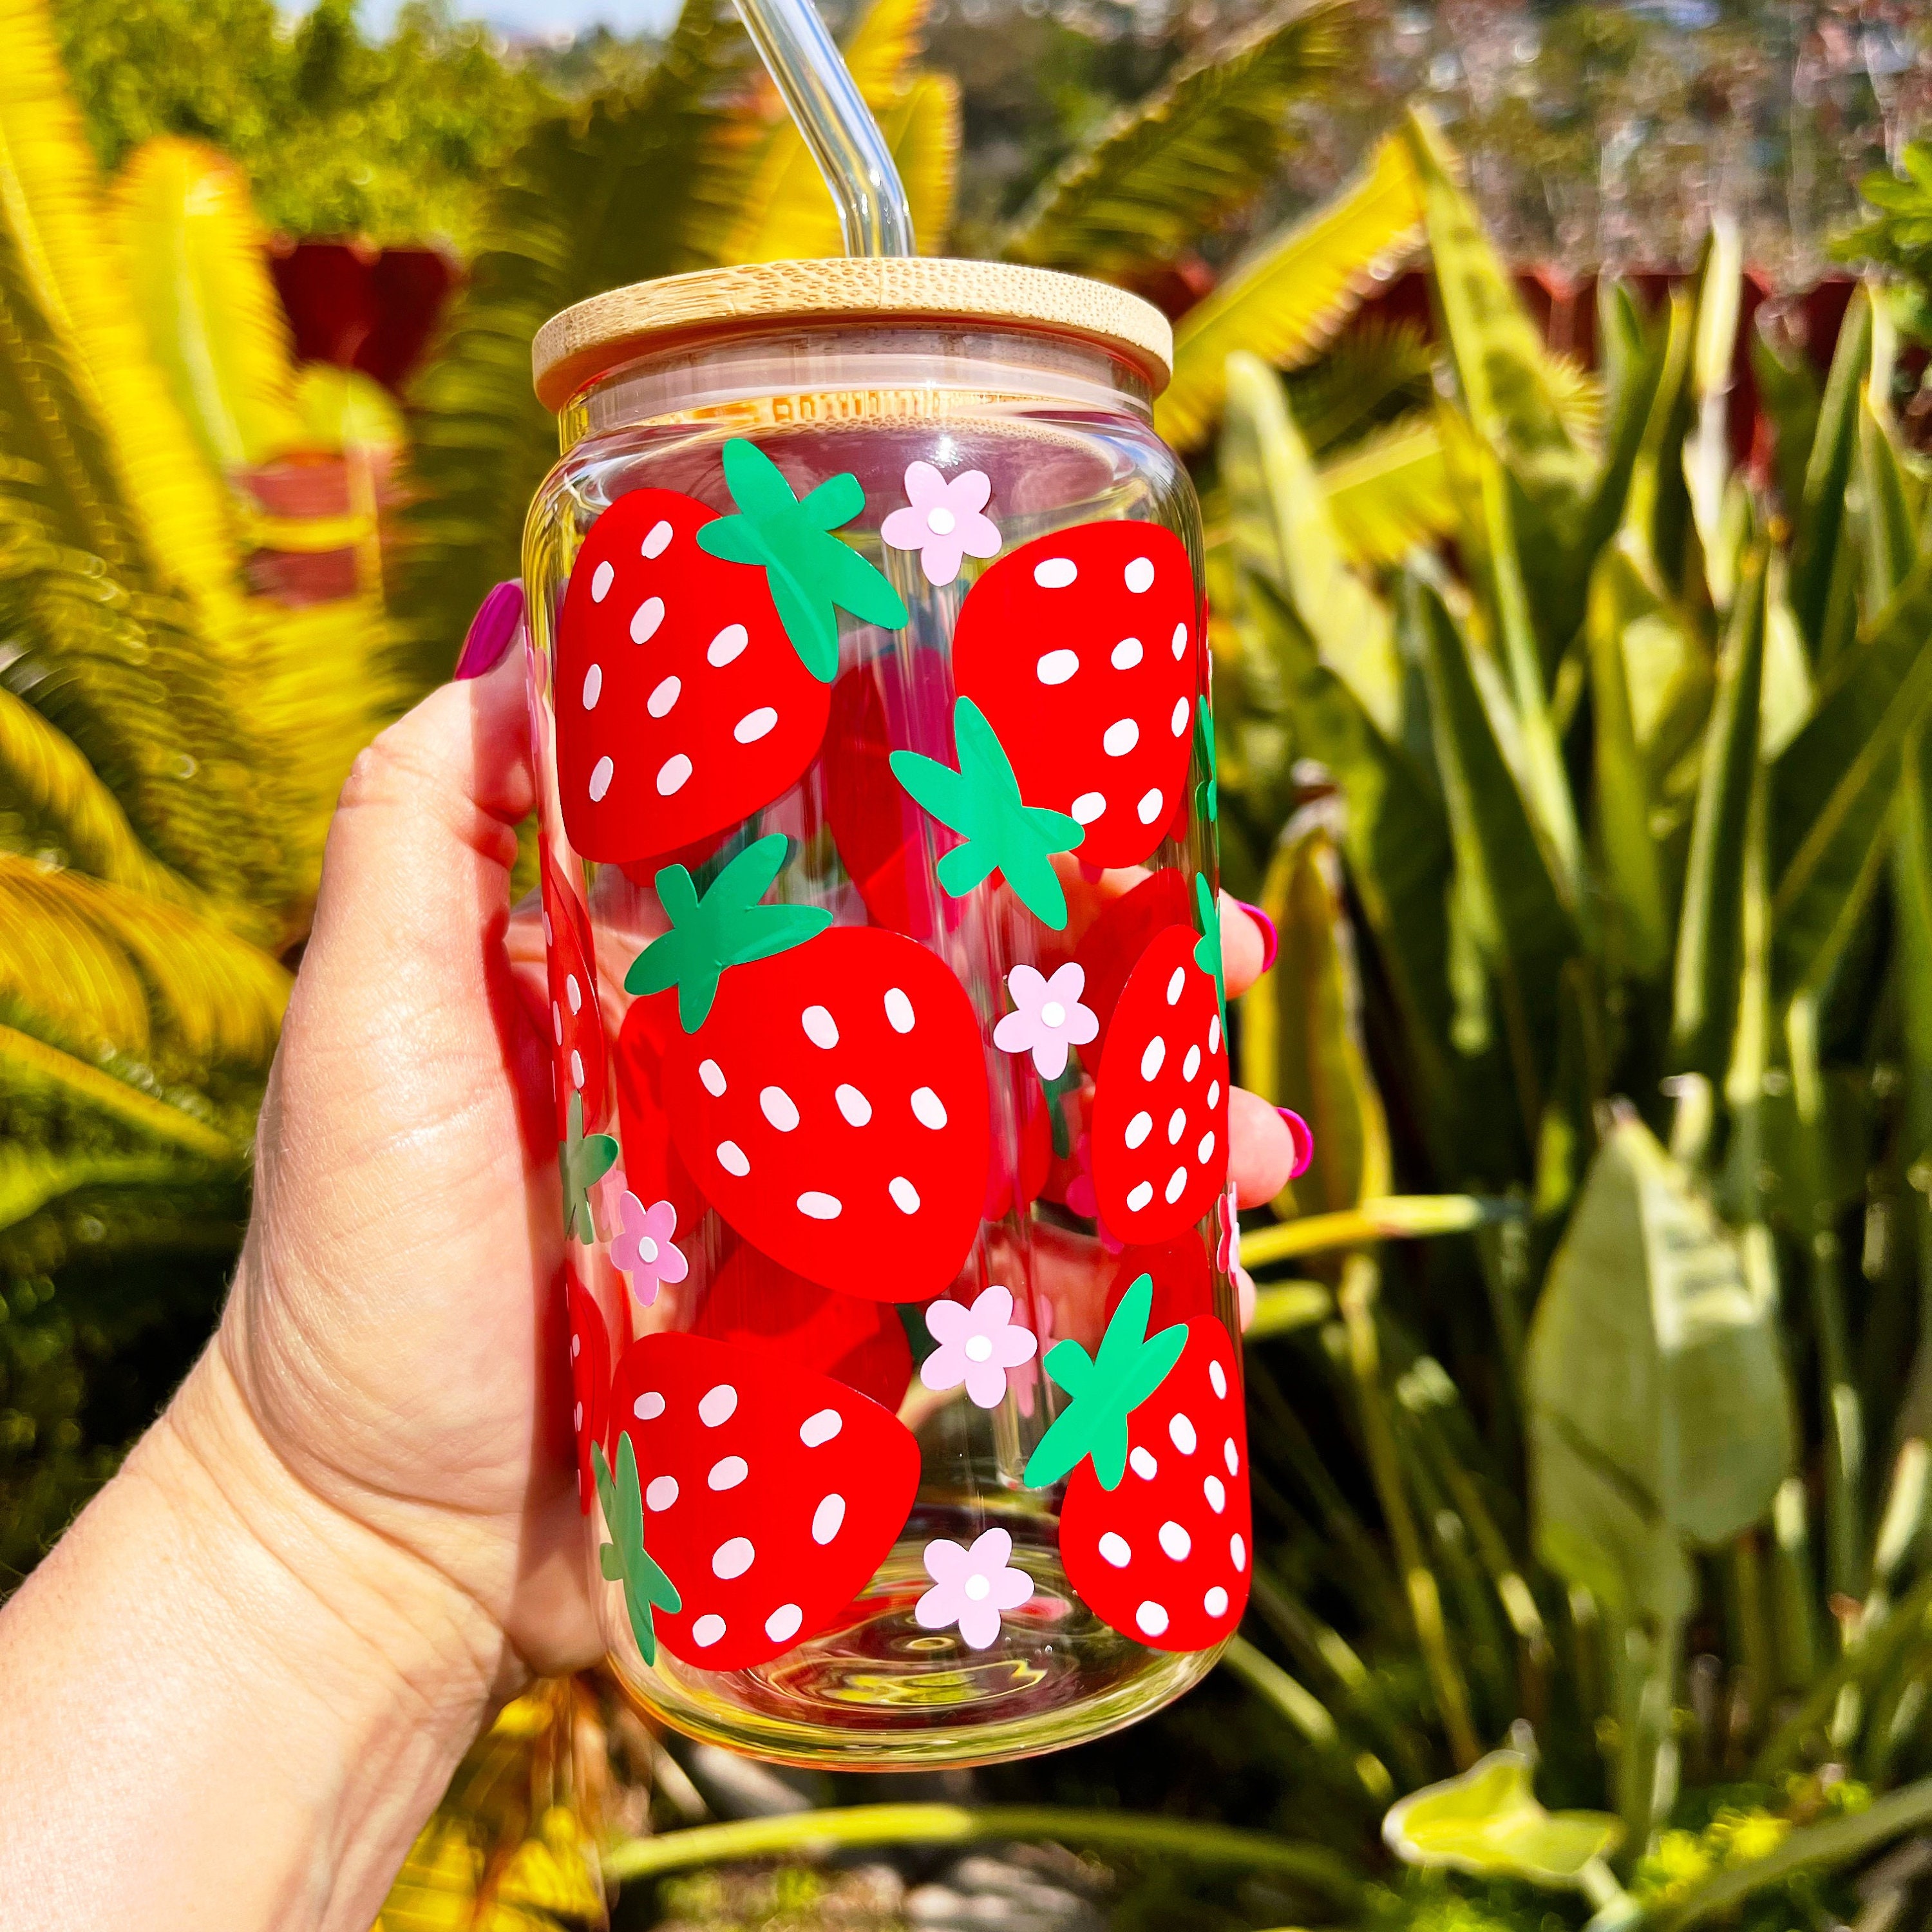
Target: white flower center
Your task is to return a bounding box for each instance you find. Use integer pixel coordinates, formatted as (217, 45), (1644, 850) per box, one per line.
(1040, 1001), (1066, 1028)
(926, 506), (957, 535)
(965, 1335), (994, 1363)
(638, 1235), (658, 1264)
(964, 1573), (990, 1601)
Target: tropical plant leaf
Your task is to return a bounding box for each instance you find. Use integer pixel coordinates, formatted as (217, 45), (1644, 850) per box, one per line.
(1318, 413), (1454, 567)
(0, 1020), (241, 1157)
(1283, 315), (1435, 453)
(108, 136), (306, 473)
(1787, 287), (1870, 663)
(1157, 132), (1424, 452)
(0, 1138), (223, 1235)
(876, 72), (960, 256)
(1000, 0), (1351, 278)
(1384, 1750), (1622, 1887)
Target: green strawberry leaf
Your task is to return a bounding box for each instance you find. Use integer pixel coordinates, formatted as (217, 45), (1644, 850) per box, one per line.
(696, 439), (908, 682)
(1193, 697), (1218, 824)
(592, 1435), (681, 1666)
(625, 833), (831, 1032)
(1192, 870), (1227, 1037)
(891, 698), (1085, 931)
(560, 1090), (618, 1245)
(1023, 1274), (1188, 1491)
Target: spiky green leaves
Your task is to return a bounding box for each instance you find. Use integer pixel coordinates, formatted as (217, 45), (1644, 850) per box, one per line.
(1023, 1274), (1188, 1491)
(592, 1435), (681, 1665)
(697, 439), (909, 681)
(891, 698), (1085, 930)
(1192, 869), (1227, 1036)
(560, 1090), (618, 1244)
(625, 834), (831, 1032)
(1194, 697), (1218, 824)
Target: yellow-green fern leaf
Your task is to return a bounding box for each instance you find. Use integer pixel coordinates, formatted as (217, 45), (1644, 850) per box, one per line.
(1319, 414), (1455, 567)
(109, 137), (306, 473)
(1157, 133), (1424, 451)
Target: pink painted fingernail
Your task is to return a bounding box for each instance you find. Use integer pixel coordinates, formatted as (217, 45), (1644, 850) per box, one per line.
(455, 580), (524, 680)
(1236, 898), (1278, 973)
(1278, 1106), (1314, 1179)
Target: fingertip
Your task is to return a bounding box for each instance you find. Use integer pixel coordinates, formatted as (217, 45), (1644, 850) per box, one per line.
(1219, 892), (1266, 997)
(1228, 1084), (1296, 1207)
(455, 580), (526, 681)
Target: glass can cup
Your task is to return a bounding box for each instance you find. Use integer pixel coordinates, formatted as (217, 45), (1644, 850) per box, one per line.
(525, 260), (1250, 1768)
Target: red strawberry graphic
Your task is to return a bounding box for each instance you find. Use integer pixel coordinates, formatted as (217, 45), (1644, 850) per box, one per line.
(952, 522), (1198, 870)
(607, 1331), (920, 1670)
(1104, 1240), (1213, 1331)
(566, 1269), (612, 1515)
(628, 835), (990, 1303)
(1027, 1275), (1249, 1653)
(555, 440), (907, 865)
(696, 1245), (913, 1412)
(612, 993), (705, 1234)
(541, 855), (609, 1134)
(1090, 922), (1229, 1243)
(1072, 866), (1191, 1057)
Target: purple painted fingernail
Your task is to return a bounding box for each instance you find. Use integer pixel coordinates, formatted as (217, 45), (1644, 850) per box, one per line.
(1235, 898), (1278, 974)
(1279, 1107), (1314, 1179)
(455, 580), (524, 680)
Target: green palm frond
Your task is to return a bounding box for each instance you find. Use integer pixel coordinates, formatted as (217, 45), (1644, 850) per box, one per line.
(0, 1021), (240, 1159)
(392, 0), (759, 692)
(0, 1136), (229, 1234)
(1283, 316), (1435, 454)
(1156, 132), (1425, 451)
(876, 71), (960, 256)
(1319, 413), (1455, 567)
(999, 0), (1352, 278)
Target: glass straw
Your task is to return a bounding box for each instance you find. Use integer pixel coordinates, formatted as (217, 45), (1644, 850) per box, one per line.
(732, 0), (915, 258)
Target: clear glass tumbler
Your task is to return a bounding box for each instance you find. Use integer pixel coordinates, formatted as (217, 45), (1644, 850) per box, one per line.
(524, 260), (1250, 1767)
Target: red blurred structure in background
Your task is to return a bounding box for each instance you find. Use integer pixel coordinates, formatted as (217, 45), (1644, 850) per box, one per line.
(269, 239), (459, 393)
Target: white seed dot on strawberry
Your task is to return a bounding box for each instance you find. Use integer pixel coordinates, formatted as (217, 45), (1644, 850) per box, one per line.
(1231, 1533), (1247, 1573)
(712, 1537), (755, 1579)
(1209, 1014), (1222, 1052)
(1137, 788), (1164, 824)
(583, 663), (603, 709)
(1166, 1107), (1185, 1144)
(1124, 1110), (1152, 1150)
(551, 1003), (562, 1045)
(1141, 1036), (1166, 1080)
(647, 673), (680, 717)
(766, 1602), (804, 1643)
(1169, 696), (1189, 737)
(734, 706), (779, 743)
(1159, 1520), (1192, 1560)
(1208, 1079), (1222, 1108)
(692, 1613), (726, 1647)
(835, 1083), (873, 1126)
(1204, 1585), (1229, 1618)
(1182, 1044), (1200, 1081)
(1036, 649), (1079, 685)
(699, 1058), (727, 1097)
(656, 753), (692, 796)
(1127, 1181), (1153, 1211)
(708, 1455), (747, 1491)
(888, 1176), (921, 1213)
(1136, 1600), (1170, 1637)
(1197, 1129), (1216, 1164)
(1124, 556), (1155, 594)
(1034, 557), (1077, 588)
(591, 560), (614, 603)
(1099, 1531), (1133, 1567)
(565, 974), (582, 1014)
(573, 1401), (583, 1430)
(884, 987), (916, 1034)
(646, 1475), (679, 1511)
(707, 622), (748, 667)
(1103, 718), (1139, 757)
(642, 518), (674, 559)
(1072, 790), (1107, 824)
(1209, 1360), (1228, 1399)
(812, 1493), (846, 1544)
(717, 1139), (750, 1177)
(630, 596), (665, 643)
(1165, 968), (1184, 1005)
(1170, 1413), (1198, 1455)
(1224, 1438), (1240, 1476)
(1204, 1473), (1227, 1513)
(798, 1191), (842, 1220)
(589, 755), (614, 802)
(800, 1408), (842, 1448)
(636, 1390), (666, 1420)
(699, 1383), (739, 1426)
(571, 1334), (582, 1359)
(910, 1086), (947, 1130)
(571, 1050), (585, 1090)
(1171, 621), (1189, 658)
(760, 1085), (800, 1132)
(801, 1004), (839, 1048)
(1129, 1445), (1159, 1481)
(1165, 1165), (1186, 1203)
(1112, 637), (1143, 669)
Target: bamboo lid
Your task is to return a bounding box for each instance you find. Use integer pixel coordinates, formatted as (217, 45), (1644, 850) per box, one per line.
(531, 258), (1173, 412)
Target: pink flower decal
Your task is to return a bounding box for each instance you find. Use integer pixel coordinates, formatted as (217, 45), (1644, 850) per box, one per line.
(1065, 1132), (1124, 1254)
(880, 462), (1001, 587)
(993, 961), (1099, 1080)
(921, 1284), (1039, 1408)
(610, 1192), (688, 1305)
(914, 1526), (1034, 1649)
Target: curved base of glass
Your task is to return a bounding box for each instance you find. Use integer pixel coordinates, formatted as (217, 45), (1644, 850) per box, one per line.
(605, 1517), (1223, 1769)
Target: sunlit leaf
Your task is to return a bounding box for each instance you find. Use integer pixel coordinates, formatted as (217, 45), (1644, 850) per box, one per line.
(1787, 288), (1870, 662)
(1384, 1750), (1622, 1886)
(1318, 414), (1454, 567)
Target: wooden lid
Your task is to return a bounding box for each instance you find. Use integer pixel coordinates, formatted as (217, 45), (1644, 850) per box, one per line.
(531, 258), (1172, 412)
